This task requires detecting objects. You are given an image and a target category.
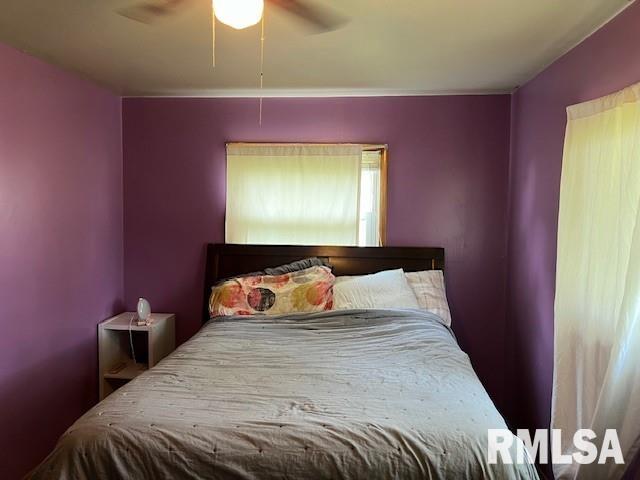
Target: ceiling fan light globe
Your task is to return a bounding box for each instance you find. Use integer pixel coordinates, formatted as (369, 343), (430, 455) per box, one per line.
(213, 0), (264, 30)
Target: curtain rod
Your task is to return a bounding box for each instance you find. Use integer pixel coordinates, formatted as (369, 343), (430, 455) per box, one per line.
(226, 142), (387, 151)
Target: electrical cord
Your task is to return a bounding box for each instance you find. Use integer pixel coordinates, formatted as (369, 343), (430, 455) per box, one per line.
(129, 313), (137, 365)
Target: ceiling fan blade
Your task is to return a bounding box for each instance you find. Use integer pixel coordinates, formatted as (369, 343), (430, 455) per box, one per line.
(117, 0), (190, 24)
(267, 0), (348, 33)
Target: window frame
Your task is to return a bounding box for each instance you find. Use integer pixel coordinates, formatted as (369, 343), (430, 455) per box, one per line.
(225, 142), (388, 247)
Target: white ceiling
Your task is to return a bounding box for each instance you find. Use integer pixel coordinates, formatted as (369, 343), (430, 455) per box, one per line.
(0, 0), (633, 96)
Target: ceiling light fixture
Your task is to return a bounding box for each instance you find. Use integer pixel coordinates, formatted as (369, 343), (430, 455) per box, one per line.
(117, 0), (345, 125)
(212, 0), (264, 30)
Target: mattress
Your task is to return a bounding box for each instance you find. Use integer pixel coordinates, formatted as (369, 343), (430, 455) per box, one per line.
(29, 309), (538, 479)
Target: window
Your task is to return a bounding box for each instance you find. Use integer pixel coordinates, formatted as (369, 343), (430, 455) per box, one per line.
(225, 143), (387, 246)
(359, 148), (386, 246)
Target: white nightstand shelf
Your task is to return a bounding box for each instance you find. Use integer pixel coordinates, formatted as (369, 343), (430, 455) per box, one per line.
(103, 360), (148, 380)
(98, 312), (175, 400)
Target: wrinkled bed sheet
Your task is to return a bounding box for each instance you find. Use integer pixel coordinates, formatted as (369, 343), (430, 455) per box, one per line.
(29, 309), (538, 480)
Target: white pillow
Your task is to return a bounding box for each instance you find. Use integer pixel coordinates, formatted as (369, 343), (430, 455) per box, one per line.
(334, 269), (452, 326)
(404, 270), (452, 326)
(333, 269), (420, 310)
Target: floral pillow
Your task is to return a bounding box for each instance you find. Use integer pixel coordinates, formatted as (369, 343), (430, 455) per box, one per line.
(210, 265), (335, 317)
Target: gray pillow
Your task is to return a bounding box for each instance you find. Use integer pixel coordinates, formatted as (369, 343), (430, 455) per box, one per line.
(263, 257), (331, 275)
(215, 257), (332, 286)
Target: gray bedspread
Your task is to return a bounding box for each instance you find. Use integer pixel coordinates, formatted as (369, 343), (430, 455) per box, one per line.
(29, 309), (538, 480)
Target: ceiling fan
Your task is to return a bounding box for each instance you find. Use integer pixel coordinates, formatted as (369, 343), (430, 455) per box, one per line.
(117, 0), (346, 125)
(117, 0), (346, 33)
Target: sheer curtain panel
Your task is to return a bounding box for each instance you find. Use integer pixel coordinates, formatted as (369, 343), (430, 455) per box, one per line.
(552, 82), (640, 479)
(225, 143), (362, 245)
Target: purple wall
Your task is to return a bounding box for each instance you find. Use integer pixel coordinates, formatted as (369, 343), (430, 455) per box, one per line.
(122, 95), (512, 411)
(506, 0), (640, 443)
(0, 44), (124, 479)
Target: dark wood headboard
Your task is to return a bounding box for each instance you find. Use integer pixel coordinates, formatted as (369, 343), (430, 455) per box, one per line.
(203, 244), (445, 323)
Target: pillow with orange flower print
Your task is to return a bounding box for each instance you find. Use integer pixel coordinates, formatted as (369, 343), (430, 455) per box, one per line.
(209, 265), (335, 317)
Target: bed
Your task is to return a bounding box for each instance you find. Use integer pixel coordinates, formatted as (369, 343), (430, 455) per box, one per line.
(29, 244), (538, 480)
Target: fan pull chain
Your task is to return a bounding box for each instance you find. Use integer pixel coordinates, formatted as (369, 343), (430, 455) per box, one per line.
(259, 13), (265, 126)
(211, 5), (216, 67)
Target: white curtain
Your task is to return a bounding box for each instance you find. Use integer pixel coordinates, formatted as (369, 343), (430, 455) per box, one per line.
(225, 143), (362, 245)
(552, 82), (640, 479)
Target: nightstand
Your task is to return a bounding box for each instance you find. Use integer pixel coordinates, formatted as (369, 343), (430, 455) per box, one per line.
(98, 312), (175, 400)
